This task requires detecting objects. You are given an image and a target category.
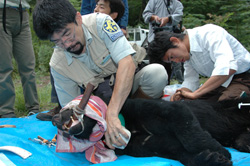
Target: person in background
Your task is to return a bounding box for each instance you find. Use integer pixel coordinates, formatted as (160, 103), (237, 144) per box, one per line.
(94, 0), (124, 23)
(171, 61), (183, 84)
(0, 0), (39, 118)
(80, 0), (128, 36)
(142, 0), (184, 85)
(33, 0), (167, 149)
(148, 24), (250, 102)
(80, 0), (96, 15)
(142, 0), (183, 43)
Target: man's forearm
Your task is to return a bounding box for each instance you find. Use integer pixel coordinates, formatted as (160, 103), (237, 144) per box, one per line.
(107, 56), (136, 116)
(194, 72), (234, 98)
(104, 55), (136, 149)
(149, 15), (156, 22)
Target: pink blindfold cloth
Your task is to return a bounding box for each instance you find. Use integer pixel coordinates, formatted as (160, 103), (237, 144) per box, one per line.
(56, 95), (117, 164)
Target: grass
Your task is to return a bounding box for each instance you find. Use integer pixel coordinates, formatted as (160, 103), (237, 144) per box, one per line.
(13, 74), (57, 117)
(170, 77), (208, 85)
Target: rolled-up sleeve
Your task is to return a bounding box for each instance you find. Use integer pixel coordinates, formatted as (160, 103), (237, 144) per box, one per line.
(182, 62), (200, 91)
(142, 0), (154, 23)
(171, 1), (183, 26)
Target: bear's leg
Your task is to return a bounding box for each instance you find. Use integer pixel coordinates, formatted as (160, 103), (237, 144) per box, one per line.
(190, 150), (232, 166)
(233, 131), (250, 152)
(163, 103), (231, 160)
(120, 99), (232, 165)
(116, 132), (232, 166)
(115, 132), (196, 165)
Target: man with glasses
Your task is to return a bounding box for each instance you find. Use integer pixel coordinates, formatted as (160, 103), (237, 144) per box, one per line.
(33, 0), (168, 149)
(36, 0), (140, 122)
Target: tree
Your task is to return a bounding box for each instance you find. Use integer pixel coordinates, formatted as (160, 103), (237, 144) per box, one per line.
(219, 0), (250, 50)
(128, 0), (147, 27)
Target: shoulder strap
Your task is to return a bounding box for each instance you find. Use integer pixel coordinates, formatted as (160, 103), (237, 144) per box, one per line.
(163, 0), (171, 14)
(2, 0), (23, 36)
(3, 0), (8, 35)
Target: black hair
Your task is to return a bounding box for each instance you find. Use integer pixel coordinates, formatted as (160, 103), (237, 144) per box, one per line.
(148, 31), (185, 64)
(95, 0), (125, 22)
(33, 0), (77, 40)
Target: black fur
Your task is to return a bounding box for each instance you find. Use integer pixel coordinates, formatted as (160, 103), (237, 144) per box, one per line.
(72, 97), (250, 166)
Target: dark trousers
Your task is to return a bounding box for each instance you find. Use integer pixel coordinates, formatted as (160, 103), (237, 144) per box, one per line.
(0, 8), (39, 115)
(199, 71), (250, 101)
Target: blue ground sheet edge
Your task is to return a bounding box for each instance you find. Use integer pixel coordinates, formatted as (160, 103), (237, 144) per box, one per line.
(0, 113), (250, 166)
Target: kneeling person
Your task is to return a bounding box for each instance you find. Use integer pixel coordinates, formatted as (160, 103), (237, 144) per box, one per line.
(33, 0), (167, 149)
(148, 24), (250, 101)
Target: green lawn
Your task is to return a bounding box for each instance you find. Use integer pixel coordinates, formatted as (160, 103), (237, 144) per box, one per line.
(13, 74), (57, 117)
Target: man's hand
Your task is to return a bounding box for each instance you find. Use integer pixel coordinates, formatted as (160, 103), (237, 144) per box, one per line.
(160, 17), (169, 27)
(176, 88), (197, 100)
(105, 113), (128, 149)
(170, 88), (193, 101)
(171, 91), (183, 101)
(150, 15), (161, 23)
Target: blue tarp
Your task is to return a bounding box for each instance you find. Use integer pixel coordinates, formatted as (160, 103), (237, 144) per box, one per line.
(0, 113), (250, 166)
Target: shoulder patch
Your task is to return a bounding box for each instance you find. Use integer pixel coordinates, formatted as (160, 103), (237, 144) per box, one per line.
(103, 19), (123, 42)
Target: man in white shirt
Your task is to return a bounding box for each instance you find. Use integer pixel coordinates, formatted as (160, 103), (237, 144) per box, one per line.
(148, 24), (250, 101)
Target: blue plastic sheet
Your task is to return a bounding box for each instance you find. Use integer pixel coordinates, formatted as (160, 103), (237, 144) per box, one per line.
(0, 113), (250, 166)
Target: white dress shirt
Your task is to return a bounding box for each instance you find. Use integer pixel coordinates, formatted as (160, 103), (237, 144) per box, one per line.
(182, 24), (250, 91)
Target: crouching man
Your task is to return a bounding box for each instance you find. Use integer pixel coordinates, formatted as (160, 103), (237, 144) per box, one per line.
(33, 0), (167, 149)
(148, 24), (250, 101)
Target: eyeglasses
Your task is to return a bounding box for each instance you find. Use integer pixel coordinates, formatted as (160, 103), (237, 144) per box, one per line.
(52, 24), (76, 49)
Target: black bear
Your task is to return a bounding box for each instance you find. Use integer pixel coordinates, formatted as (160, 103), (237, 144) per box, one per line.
(53, 97), (250, 166)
